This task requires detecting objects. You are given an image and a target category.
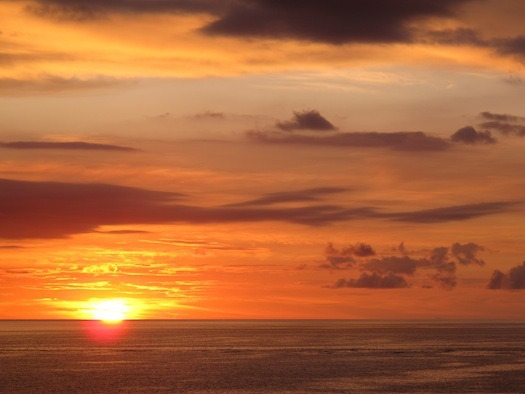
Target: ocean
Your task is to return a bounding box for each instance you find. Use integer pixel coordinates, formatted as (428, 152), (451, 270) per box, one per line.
(1, 320), (524, 393)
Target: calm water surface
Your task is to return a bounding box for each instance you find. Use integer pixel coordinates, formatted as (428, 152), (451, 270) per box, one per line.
(1, 320), (524, 393)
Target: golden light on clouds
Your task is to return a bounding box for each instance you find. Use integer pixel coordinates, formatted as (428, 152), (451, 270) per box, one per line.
(1, 0), (525, 320)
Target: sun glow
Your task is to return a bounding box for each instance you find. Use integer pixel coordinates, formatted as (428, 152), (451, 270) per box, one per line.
(90, 300), (129, 323)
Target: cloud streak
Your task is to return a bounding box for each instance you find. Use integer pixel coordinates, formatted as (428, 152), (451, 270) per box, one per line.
(0, 179), (515, 239)
(0, 141), (138, 152)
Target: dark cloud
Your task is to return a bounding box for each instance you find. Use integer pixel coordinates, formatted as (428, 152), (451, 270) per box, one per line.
(450, 126), (496, 145)
(191, 111), (226, 120)
(203, 0), (468, 44)
(496, 36), (525, 58)
(487, 262), (525, 290)
(0, 245), (25, 249)
(363, 256), (419, 275)
(26, 0), (226, 21)
(0, 141), (138, 152)
(423, 28), (486, 46)
(93, 229), (151, 235)
(0, 178), (372, 239)
(328, 272), (410, 289)
(479, 121), (525, 137)
(323, 241), (485, 290)
(248, 130), (450, 151)
(479, 111), (525, 123)
(451, 242), (485, 266)
(276, 110), (336, 132)
(388, 202), (515, 223)
(1, 178), (515, 239)
(320, 242), (375, 270)
(227, 187), (347, 207)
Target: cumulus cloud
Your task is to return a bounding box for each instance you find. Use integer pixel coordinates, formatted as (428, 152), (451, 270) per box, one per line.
(276, 110), (336, 131)
(0, 141), (138, 152)
(450, 126), (496, 145)
(487, 262), (525, 290)
(451, 242), (485, 266)
(320, 242), (376, 270)
(325, 241), (485, 290)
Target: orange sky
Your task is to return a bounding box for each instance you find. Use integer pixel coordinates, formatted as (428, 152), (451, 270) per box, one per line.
(1, 0), (525, 320)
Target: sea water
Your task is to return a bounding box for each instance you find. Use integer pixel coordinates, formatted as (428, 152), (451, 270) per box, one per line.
(1, 320), (524, 392)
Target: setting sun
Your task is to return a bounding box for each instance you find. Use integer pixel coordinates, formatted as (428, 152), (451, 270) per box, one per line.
(90, 300), (129, 323)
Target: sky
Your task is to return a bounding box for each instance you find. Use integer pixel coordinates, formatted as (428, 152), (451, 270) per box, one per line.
(1, 0), (525, 320)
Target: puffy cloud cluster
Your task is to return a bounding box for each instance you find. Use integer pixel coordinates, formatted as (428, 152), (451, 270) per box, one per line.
(248, 109), (525, 151)
(323, 241), (485, 289)
(487, 262), (525, 290)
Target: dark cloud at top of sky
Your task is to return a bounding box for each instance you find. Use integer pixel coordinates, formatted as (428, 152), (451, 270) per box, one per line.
(450, 126), (496, 145)
(227, 187), (347, 207)
(496, 36), (525, 58)
(276, 110), (337, 132)
(487, 262), (525, 290)
(26, 0), (228, 21)
(26, 0), (471, 45)
(0, 141), (138, 152)
(203, 0), (469, 44)
(248, 130), (451, 152)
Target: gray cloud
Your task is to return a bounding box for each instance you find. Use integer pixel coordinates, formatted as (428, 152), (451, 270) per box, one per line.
(276, 110), (336, 132)
(387, 202), (516, 223)
(328, 272), (410, 289)
(480, 111), (525, 123)
(450, 126), (496, 145)
(1, 178), (516, 239)
(320, 242), (376, 270)
(0, 141), (138, 152)
(487, 262), (525, 290)
(203, 0), (469, 44)
(479, 121), (525, 137)
(325, 241), (485, 290)
(362, 256), (419, 275)
(451, 242), (485, 266)
(26, 0), (226, 21)
(248, 130), (450, 152)
(27, 0), (472, 45)
(227, 187), (347, 207)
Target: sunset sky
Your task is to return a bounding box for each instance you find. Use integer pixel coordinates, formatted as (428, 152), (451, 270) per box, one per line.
(1, 0), (525, 320)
